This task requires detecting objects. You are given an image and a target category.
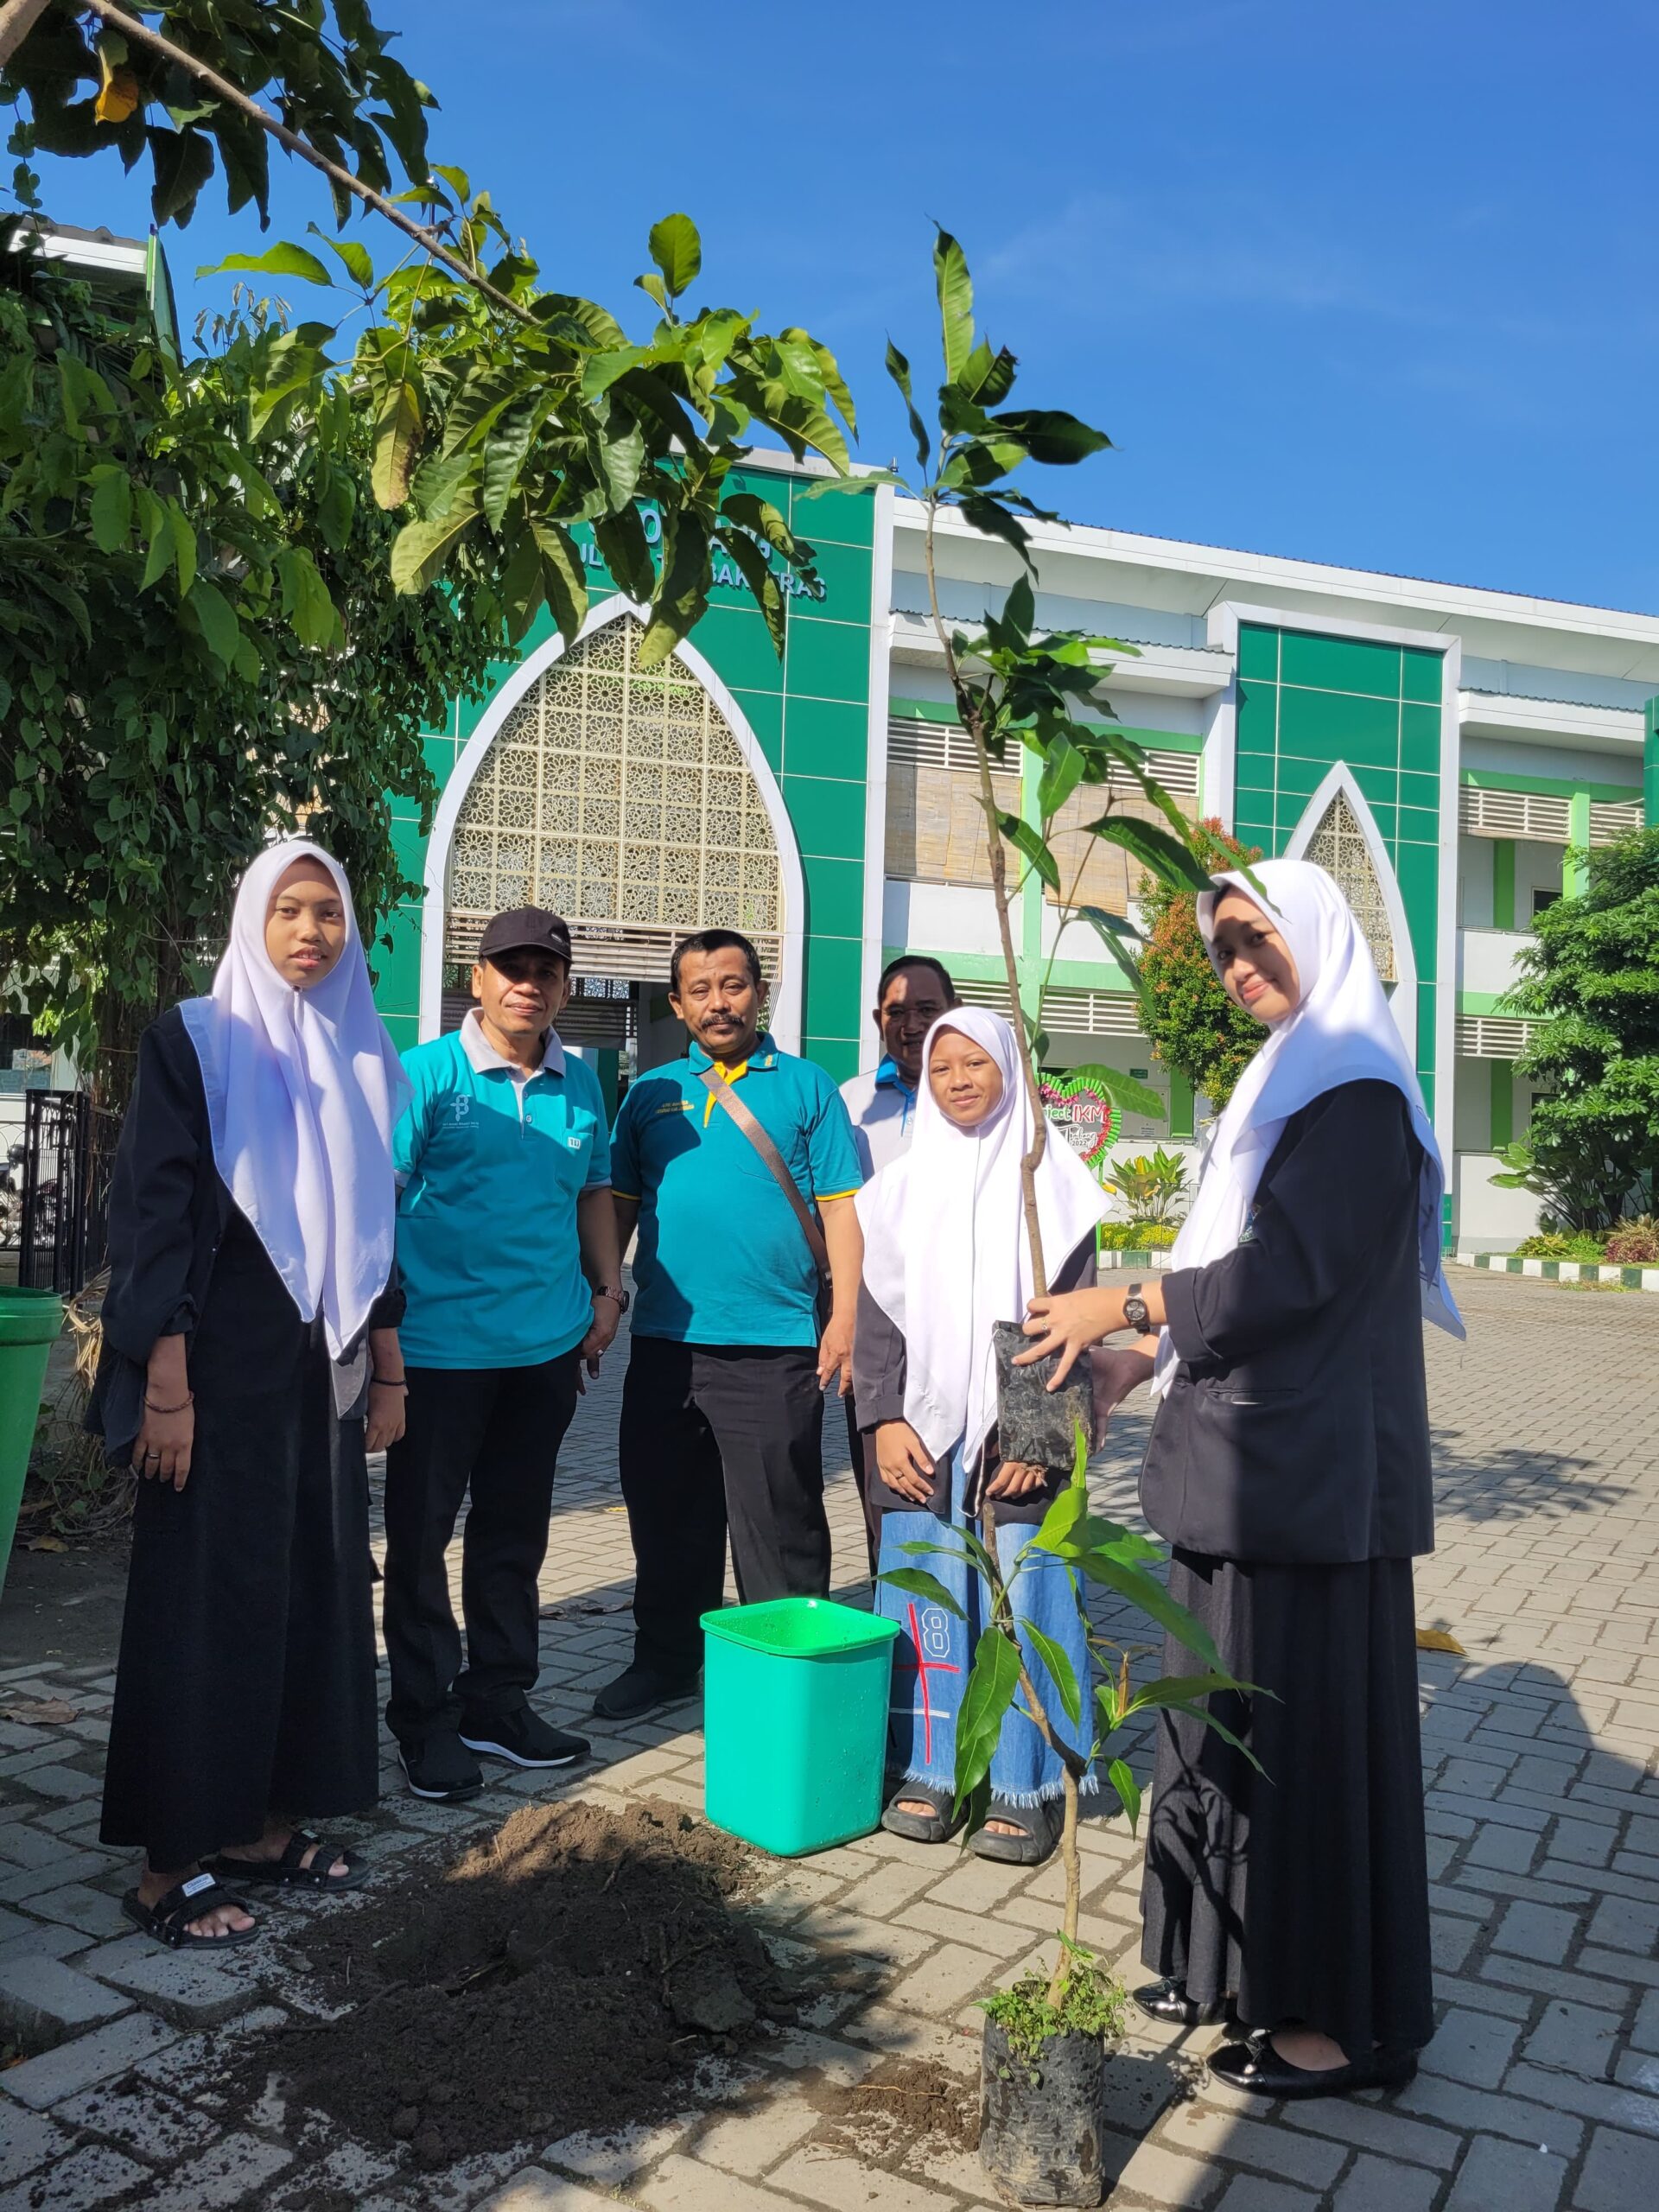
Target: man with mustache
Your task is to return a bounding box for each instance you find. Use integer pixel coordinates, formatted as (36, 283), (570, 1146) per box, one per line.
(383, 909), (625, 1800)
(597, 930), (865, 1721)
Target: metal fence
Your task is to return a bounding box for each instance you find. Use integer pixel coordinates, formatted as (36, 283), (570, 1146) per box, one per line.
(0, 1090), (117, 1296)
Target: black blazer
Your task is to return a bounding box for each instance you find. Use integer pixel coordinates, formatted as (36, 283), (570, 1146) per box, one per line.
(1140, 1078), (1433, 1567)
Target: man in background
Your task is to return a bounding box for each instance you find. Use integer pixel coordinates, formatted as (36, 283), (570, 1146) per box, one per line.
(598, 930), (864, 1722)
(837, 954), (958, 1565)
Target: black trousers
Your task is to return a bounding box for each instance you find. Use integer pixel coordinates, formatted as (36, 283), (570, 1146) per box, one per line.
(382, 1354), (580, 1742)
(619, 1336), (830, 1679)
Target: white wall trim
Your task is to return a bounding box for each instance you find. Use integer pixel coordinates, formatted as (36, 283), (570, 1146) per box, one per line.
(1285, 763), (1421, 1066)
(1435, 639), (1464, 1200)
(418, 594), (808, 1052)
(1205, 598), (1460, 658)
(860, 484), (896, 1071)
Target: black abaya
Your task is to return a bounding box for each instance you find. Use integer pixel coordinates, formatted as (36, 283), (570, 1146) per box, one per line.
(95, 1013), (385, 1869)
(1139, 1549), (1433, 2057)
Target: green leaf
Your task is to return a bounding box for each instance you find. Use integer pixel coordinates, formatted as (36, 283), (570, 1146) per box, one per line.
(1065, 1060), (1165, 1121)
(718, 526), (787, 658)
(275, 548), (339, 650)
(635, 270), (669, 312)
(480, 400), (541, 531)
(1002, 574), (1035, 644)
(953, 1627), (1021, 1815)
(531, 520), (589, 642)
(137, 486), (171, 592)
(1082, 815), (1212, 892)
(1022, 1622), (1081, 1728)
(877, 1567), (967, 1621)
(315, 469), (356, 553)
(372, 378), (422, 509)
(933, 228), (975, 387)
(1036, 733), (1085, 822)
(720, 491), (801, 566)
(957, 493), (1032, 565)
(593, 505), (657, 603)
(88, 468), (131, 555)
(996, 810), (1060, 893)
(200, 242), (334, 289)
(648, 212), (702, 300)
(1127, 1672), (1252, 1715)
(186, 578), (239, 665)
(390, 499), (480, 594)
(167, 506), (197, 600)
(885, 338), (931, 471)
(989, 408), (1111, 466)
(308, 225), (373, 288)
(1071, 1553), (1224, 1674)
(1106, 1757), (1142, 1834)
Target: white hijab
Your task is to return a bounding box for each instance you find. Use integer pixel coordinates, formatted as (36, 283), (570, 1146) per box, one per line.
(856, 1007), (1106, 1471)
(179, 839), (410, 1363)
(1150, 858), (1463, 1398)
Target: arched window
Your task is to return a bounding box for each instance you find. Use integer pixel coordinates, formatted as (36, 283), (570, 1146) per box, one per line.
(1303, 788), (1396, 981)
(442, 613), (785, 995)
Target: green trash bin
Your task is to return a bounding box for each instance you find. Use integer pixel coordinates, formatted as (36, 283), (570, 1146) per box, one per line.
(701, 1596), (899, 1858)
(0, 1287), (65, 1599)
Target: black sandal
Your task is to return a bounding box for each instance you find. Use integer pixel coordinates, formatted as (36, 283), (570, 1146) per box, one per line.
(969, 1796), (1060, 1866)
(203, 1828), (367, 1893)
(880, 1780), (966, 1845)
(122, 1875), (257, 1950)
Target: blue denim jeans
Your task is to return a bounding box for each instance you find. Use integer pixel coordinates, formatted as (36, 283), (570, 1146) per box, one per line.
(874, 1446), (1094, 1808)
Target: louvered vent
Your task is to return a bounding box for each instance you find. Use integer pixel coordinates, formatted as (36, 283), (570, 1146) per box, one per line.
(1588, 798), (1643, 844)
(953, 976), (1144, 1038)
(887, 719), (1200, 796)
(1459, 787), (1573, 842)
(1457, 1015), (1543, 1058)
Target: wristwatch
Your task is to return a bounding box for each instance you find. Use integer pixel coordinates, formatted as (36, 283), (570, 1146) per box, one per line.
(1122, 1281), (1156, 1336)
(594, 1283), (631, 1313)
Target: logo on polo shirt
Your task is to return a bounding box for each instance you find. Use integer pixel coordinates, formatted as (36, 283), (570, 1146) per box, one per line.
(654, 1099), (691, 1116)
(452, 1096), (473, 1128)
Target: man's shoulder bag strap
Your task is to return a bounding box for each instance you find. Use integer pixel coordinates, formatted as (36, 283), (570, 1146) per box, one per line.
(698, 1068), (832, 1291)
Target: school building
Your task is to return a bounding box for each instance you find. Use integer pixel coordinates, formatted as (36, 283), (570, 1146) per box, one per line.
(372, 454), (1659, 1255)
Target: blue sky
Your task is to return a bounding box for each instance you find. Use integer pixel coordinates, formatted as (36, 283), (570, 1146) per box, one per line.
(27, 0), (1658, 612)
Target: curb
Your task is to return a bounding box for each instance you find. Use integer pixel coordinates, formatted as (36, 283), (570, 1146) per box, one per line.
(1452, 1251), (1659, 1293)
(1096, 1249), (1175, 1271)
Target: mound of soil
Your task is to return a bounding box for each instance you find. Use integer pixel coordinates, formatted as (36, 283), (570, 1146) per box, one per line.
(261, 1797), (798, 2169)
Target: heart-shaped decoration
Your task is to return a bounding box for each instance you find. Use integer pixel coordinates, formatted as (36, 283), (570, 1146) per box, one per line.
(1039, 1073), (1117, 1165)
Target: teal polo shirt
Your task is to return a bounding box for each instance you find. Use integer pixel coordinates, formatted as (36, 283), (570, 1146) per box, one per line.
(610, 1033), (862, 1348)
(393, 1013), (611, 1370)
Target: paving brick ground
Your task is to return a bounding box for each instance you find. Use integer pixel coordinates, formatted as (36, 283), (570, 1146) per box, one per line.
(0, 1268), (1655, 2209)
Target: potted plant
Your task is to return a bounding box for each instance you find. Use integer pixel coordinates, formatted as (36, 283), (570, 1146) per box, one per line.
(823, 236), (1256, 2205)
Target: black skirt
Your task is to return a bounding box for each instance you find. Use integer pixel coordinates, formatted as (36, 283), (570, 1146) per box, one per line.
(101, 1212), (379, 1868)
(1139, 1548), (1433, 2056)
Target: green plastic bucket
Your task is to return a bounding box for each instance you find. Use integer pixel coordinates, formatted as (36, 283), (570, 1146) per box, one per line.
(0, 1287), (64, 1596)
(700, 1596), (899, 1858)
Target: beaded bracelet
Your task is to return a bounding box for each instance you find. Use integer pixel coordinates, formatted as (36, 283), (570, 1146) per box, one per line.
(143, 1391), (194, 1414)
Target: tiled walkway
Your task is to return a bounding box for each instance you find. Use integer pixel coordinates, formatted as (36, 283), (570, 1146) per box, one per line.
(0, 1269), (1656, 2209)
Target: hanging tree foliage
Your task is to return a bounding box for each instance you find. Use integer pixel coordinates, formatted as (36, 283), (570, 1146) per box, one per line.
(1135, 819), (1265, 1111)
(0, 2), (855, 1090)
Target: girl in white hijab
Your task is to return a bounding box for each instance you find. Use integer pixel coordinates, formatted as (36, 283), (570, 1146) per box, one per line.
(95, 842), (410, 1951)
(854, 1007), (1105, 1864)
(1020, 860), (1457, 2103)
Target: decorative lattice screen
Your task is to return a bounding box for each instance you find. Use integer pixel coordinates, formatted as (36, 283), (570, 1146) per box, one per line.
(443, 615), (785, 983)
(1304, 790), (1397, 981)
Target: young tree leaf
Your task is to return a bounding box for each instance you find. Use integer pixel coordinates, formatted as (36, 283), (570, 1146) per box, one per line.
(932, 227), (975, 387)
(1106, 1757), (1142, 1834)
(989, 408), (1111, 466)
(186, 577), (239, 665)
(311, 226), (374, 289)
(315, 468), (356, 553)
(1073, 1553), (1224, 1674)
(167, 506), (197, 600)
(1083, 815), (1211, 892)
(953, 1625), (1021, 1815)
(995, 810), (1060, 893)
(877, 1567), (968, 1621)
(390, 500), (480, 593)
(885, 338), (931, 469)
(200, 242), (334, 289)
(531, 520), (590, 643)
(1002, 573), (1035, 644)
(372, 378), (422, 509)
(88, 468), (132, 555)
(1065, 1060), (1165, 1121)
(1022, 1621), (1081, 1728)
(1128, 1672), (1255, 1713)
(648, 212), (702, 300)
(957, 493), (1032, 565)
(717, 526), (787, 657)
(1036, 732), (1085, 823)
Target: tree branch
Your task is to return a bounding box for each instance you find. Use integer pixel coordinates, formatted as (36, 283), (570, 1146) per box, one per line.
(0, 0), (54, 71)
(73, 1), (540, 330)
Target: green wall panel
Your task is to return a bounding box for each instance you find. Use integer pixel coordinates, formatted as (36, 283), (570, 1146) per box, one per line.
(783, 696), (868, 780)
(1278, 628), (1402, 698)
(785, 776), (867, 860)
(784, 616), (868, 703)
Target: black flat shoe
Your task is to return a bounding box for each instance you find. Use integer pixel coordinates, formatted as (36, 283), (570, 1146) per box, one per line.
(1207, 2031), (1419, 2101)
(1134, 1977), (1230, 2028)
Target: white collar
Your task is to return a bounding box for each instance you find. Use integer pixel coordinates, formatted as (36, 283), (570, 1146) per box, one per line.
(460, 1007), (565, 1078)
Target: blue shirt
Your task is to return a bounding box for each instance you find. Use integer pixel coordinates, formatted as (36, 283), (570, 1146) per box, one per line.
(839, 1055), (919, 1179)
(393, 1014), (611, 1370)
(611, 1033), (862, 1347)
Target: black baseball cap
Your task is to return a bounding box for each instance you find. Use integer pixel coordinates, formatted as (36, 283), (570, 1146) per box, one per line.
(477, 907), (573, 965)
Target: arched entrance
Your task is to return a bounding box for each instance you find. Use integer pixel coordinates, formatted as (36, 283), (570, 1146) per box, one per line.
(419, 599), (805, 1056)
(1287, 763), (1418, 1059)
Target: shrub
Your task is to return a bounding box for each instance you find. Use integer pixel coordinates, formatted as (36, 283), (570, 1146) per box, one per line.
(1513, 1231), (1607, 1262)
(1605, 1216), (1659, 1265)
(1135, 821), (1265, 1110)
(1098, 1221), (1178, 1251)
